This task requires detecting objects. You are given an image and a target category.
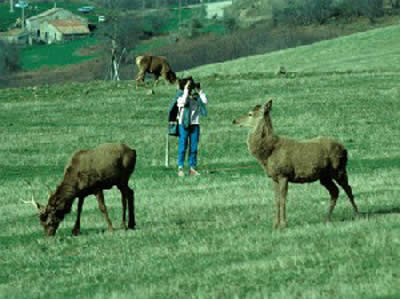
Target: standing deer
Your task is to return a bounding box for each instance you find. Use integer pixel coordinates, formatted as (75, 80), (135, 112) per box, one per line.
(23, 143), (137, 236)
(135, 55), (177, 88)
(233, 100), (359, 229)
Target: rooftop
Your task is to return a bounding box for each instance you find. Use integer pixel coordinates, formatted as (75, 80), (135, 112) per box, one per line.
(48, 19), (90, 35)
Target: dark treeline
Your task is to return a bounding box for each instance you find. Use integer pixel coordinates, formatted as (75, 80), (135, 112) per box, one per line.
(271, 0), (400, 25)
(153, 24), (344, 73)
(95, 0), (222, 10)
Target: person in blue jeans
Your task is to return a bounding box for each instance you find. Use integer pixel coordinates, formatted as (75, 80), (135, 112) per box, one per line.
(176, 77), (208, 177)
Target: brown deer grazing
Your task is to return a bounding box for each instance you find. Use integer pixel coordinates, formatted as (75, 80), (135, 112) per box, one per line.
(135, 55), (177, 88)
(233, 100), (359, 229)
(23, 143), (137, 236)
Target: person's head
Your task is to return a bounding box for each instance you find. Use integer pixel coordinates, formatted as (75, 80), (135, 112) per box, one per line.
(178, 76), (200, 94)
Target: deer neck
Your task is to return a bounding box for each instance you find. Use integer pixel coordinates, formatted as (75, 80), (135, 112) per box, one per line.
(46, 182), (76, 219)
(247, 115), (278, 161)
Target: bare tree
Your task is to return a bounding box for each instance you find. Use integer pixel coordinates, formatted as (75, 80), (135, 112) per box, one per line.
(96, 2), (143, 80)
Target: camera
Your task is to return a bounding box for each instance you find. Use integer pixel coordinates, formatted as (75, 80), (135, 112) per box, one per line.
(178, 76), (200, 91)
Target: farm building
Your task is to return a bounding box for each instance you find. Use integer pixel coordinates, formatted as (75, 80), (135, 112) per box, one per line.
(39, 19), (90, 44)
(26, 8), (89, 43)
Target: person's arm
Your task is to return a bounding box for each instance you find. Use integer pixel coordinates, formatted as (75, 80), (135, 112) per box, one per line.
(177, 82), (191, 108)
(198, 90), (208, 105)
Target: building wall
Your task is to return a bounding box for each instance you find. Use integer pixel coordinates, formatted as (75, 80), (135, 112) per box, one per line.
(40, 22), (63, 44)
(26, 9), (87, 41)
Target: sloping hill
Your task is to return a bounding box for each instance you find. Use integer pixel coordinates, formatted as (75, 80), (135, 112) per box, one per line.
(190, 24), (400, 76)
(1, 24), (400, 299)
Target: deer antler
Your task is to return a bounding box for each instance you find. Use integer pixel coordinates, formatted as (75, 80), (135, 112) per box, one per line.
(22, 180), (42, 210)
(43, 183), (53, 197)
(20, 197), (38, 207)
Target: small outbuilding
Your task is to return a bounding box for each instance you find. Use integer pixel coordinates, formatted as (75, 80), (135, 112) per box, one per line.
(40, 19), (90, 44)
(26, 8), (88, 43)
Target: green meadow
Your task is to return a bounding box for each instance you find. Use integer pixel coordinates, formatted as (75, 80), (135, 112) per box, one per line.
(1, 24), (400, 298)
(20, 37), (98, 70)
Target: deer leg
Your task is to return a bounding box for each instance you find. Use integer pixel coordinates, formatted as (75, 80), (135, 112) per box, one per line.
(152, 74), (160, 87)
(335, 172), (359, 215)
(72, 197), (84, 236)
(126, 186), (136, 230)
(118, 184), (135, 230)
(273, 180), (281, 229)
(320, 178), (339, 222)
(96, 191), (113, 232)
(161, 71), (169, 85)
(135, 70), (145, 89)
(120, 189), (127, 230)
(278, 177), (288, 228)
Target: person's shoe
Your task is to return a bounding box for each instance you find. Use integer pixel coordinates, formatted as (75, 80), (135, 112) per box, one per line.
(189, 168), (200, 176)
(178, 168), (185, 177)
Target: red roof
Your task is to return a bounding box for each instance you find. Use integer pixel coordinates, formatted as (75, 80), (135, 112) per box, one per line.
(48, 19), (89, 34)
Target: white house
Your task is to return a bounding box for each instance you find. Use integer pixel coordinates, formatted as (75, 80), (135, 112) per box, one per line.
(40, 19), (90, 44)
(26, 8), (88, 42)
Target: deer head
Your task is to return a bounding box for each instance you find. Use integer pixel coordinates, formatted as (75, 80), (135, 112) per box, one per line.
(21, 181), (58, 236)
(232, 99), (273, 128)
(232, 104), (263, 128)
(168, 71), (177, 84)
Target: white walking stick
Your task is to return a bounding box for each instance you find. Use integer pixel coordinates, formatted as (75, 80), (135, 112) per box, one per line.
(165, 133), (169, 167)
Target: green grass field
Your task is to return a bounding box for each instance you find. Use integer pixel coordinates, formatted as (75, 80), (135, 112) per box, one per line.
(1, 24), (400, 298)
(20, 37), (98, 70)
(21, 37), (98, 70)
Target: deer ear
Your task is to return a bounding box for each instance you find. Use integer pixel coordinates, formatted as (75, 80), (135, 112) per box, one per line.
(264, 99), (272, 114)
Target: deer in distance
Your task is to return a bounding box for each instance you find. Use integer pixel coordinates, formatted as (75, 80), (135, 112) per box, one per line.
(135, 55), (177, 88)
(233, 99), (359, 229)
(23, 143), (137, 236)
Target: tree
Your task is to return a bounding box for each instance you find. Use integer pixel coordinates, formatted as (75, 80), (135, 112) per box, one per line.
(98, 0), (143, 10)
(0, 40), (21, 76)
(96, 1), (144, 80)
(360, 0), (384, 22)
(392, 0), (400, 8)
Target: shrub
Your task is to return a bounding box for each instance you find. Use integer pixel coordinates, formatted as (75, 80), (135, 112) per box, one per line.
(223, 16), (239, 33)
(0, 40), (21, 76)
(153, 24), (342, 73)
(272, 0), (384, 26)
(178, 17), (204, 39)
(271, 0), (335, 26)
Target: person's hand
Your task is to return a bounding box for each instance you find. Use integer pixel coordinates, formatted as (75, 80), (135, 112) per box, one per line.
(185, 81), (191, 90)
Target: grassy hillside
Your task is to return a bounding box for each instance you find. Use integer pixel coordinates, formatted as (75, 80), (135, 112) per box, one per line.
(0, 25), (400, 298)
(190, 23), (400, 75)
(21, 37), (98, 70)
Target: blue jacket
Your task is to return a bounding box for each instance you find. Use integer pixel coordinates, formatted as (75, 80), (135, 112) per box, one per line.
(168, 90), (207, 129)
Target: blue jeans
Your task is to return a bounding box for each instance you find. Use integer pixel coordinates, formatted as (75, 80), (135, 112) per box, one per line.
(178, 124), (200, 168)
